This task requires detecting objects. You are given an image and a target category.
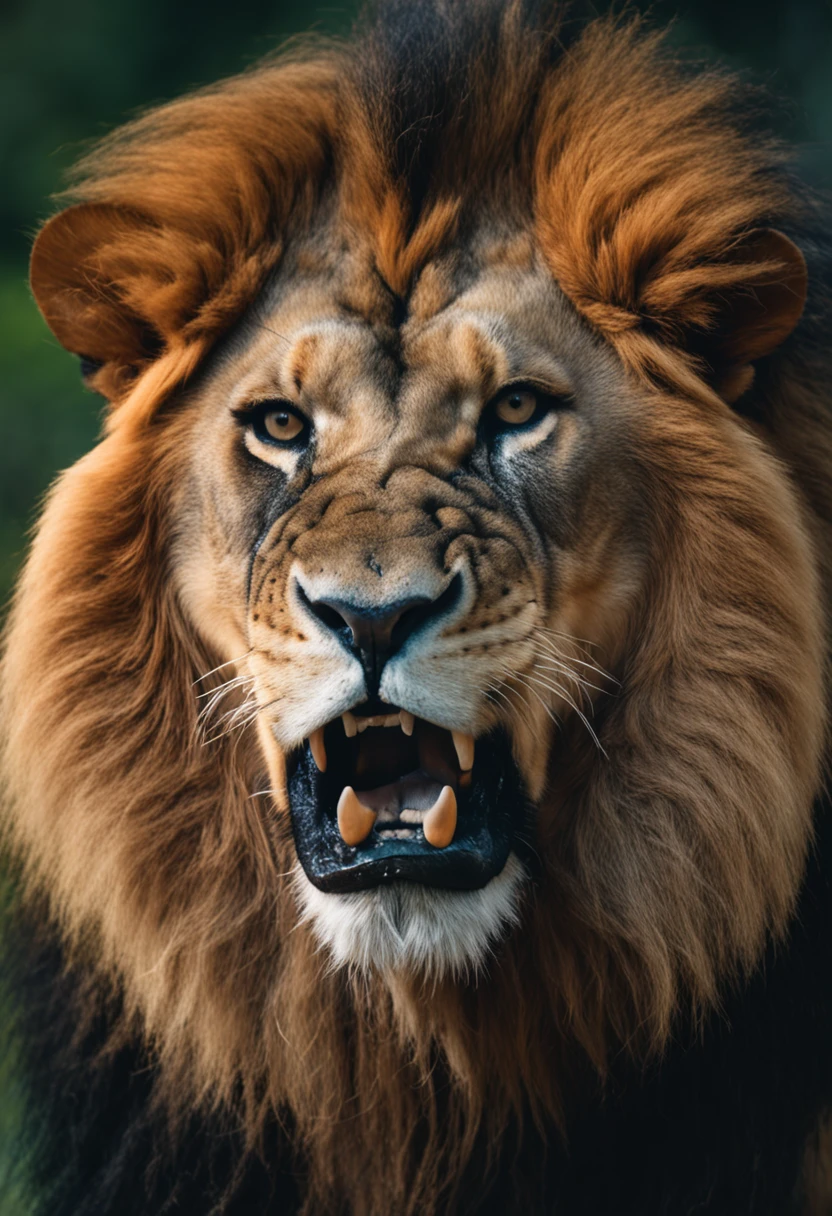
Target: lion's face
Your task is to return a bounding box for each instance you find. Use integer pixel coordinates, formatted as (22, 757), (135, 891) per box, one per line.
(174, 225), (642, 971)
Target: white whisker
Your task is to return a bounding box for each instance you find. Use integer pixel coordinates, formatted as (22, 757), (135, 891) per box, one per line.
(516, 671), (607, 757)
(192, 649), (253, 687)
(533, 631), (617, 684)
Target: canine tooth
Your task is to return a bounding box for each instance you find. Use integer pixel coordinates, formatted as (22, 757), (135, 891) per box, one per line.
(400, 710), (415, 737)
(342, 712), (357, 739)
(451, 731), (475, 772)
(337, 786), (376, 846)
(309, 727), (327, 773)
(423, 785), (457, 849)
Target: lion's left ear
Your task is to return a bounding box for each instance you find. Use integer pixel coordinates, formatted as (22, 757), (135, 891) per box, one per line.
(30, 203), (178, 400)
(30, 202), (205, 402)
(698, 229), (807, 404)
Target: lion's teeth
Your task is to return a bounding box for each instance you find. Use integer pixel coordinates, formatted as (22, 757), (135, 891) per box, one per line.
(342, 712), (357, 738)
(337, 786), (376, 846)
(423, 785), (457, 848)
(355, 713), (402, 731)
(451, 730), (475, 772)
(309, 727), (327, 772)
(400, 710), (415, 736)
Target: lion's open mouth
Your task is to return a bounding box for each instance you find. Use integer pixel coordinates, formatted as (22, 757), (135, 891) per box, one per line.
(287, 701), (530, 893)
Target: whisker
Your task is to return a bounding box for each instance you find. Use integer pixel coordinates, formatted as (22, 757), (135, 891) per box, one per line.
(196, 673), (254, 702)
(195, 684), (256, 742)
(192, 649), (253, 687)
(199, 693), (256, 743)
(517, 672), (607, 757)
(252, 321), (292, 347)
(508, 677), (561, 730)
(487, 676), (559, 741)
(536, 625), (600, 653)
(202, 693), (284, 746)
(533, 632), (617, 684)
(530, 655), (606, 700)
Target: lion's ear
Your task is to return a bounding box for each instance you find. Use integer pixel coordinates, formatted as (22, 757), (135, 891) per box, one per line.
(701, 229), (807, 404)
(30, 203), (166, 400)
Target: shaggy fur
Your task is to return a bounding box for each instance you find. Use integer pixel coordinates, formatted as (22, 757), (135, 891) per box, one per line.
(3, 2), (832, 1213)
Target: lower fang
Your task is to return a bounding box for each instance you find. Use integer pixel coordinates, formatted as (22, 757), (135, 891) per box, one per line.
(423, 785), (457, 849)
(309, 728), (327, 772)
(337, 786), (376, 846)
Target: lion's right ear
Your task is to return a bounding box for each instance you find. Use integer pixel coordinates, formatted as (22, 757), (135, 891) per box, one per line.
(30, 203), (166, 400)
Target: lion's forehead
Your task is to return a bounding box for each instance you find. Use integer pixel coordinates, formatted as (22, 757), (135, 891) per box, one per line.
(227, 232), (580, 462)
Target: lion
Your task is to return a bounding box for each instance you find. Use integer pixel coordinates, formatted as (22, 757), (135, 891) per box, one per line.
(2, 0), (832, 1212)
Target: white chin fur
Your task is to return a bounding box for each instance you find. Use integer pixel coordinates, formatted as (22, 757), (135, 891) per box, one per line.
(293, 853), (527, 979)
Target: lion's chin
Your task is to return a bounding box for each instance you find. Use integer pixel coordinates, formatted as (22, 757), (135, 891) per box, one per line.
(293, 854), (528, 978)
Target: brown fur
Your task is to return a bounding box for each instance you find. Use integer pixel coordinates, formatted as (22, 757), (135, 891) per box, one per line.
(4, 5), (831, 1213)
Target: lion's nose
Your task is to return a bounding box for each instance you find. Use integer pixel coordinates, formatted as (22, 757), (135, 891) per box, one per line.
(299, 575), (463, 695)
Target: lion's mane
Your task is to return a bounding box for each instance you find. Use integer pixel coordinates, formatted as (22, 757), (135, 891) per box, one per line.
(3, 2), (832, 1212)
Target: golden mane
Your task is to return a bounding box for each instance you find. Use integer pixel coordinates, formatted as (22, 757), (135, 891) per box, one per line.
(4, 3), (832, 1212)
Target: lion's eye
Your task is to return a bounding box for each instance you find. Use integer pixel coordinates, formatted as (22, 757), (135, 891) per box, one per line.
(262, 405), (305, 443)
(484, 383), (571, 439)
(493, 389), (538, 426)
(241, 401), (309, 447)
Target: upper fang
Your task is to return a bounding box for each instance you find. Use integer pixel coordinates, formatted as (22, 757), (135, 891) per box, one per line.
(309, 728), (327, 772)
(451, 730), (475, 771)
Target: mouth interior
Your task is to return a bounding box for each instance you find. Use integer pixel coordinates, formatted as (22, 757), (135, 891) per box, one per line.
(288, 700), (526, 893)
(321, 705), (469, 839)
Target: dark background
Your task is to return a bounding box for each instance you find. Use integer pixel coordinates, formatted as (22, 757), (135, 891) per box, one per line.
(0, 1), (829, 1205)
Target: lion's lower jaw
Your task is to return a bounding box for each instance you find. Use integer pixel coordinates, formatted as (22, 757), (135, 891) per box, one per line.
(293, 854), (527, 978)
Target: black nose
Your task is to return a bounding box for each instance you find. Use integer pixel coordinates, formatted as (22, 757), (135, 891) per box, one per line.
(299, 575), (462, 696)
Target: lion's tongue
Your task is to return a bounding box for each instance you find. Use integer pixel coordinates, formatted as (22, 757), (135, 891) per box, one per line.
(336, 778), (458, 849)
(356, 771), (445, 818)
(357, 722), (459, 818)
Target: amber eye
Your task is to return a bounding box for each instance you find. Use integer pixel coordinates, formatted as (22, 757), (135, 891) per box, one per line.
(493, 388), (539, 426)
(236, 400), (310, 448)
(262, 406), (305, 442)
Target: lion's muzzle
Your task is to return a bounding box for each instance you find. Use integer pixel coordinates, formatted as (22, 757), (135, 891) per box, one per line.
(249, 465), (537, 895)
